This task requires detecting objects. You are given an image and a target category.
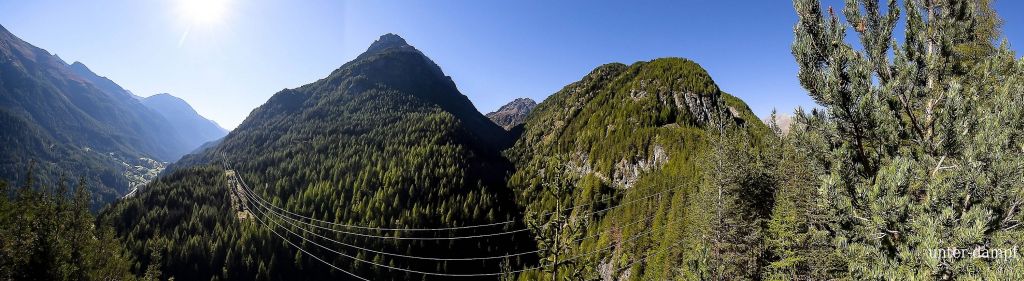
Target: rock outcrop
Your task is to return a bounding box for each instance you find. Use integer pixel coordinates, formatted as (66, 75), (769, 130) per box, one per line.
(486, 98), (537, 129)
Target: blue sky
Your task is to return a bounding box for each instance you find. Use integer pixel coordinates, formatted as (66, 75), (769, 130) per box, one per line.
(1, 0), (1022, 129)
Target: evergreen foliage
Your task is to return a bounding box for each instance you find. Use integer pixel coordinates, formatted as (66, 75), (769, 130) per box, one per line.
(506, 57), (771, 280)
(47, 1), (1024, 278)
(105, 34), (534, 280)
(103, 166), (285, 280)
(0, 167), (134, 280)
(766, 0), (1024, 278)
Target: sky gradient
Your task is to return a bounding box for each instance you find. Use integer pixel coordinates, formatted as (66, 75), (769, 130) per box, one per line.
(1, 0), (1022, 129)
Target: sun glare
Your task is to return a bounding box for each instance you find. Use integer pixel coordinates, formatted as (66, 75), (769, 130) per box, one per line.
(179, 0), (230, 26)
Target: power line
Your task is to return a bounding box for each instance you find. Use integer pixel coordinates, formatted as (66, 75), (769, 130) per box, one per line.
(246, 193), (371, 281)
(234, 172), (514, 231)
(240, 181), (661, 262)
(243, 188), (675, 278)
(232, 169), (678, 277)
(234, 170), (672, 232)
(236, 176), (529, 240)
(242, 180), (530, 261)
(240, 176), (667, 240)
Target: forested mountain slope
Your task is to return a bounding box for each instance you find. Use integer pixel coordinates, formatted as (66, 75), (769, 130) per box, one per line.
(105, 34), (534, 280)
(6, 0), (1023, 279)
(0, 24), (195, 205)
(505, 58), (773, 280)
(68, 62), (226, 160)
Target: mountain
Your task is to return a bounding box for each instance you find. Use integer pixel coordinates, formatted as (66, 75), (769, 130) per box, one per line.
(0, 24), (196, 205)
(71, 60), (227, 158)
(69, 61), (142, 100)
(485, 97), (536, 129)
(505, 58), (771, 279)
(105, 34), (533, 280)
(764, 112), (793, 135)
(188, 137), (223, 155)
(141, 93), (227, 154)
(509, 58), (742, 189)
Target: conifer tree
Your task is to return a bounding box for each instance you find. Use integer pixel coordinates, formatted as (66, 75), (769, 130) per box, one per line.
(0, 165), (134, 280)
(790, 0), (1024, 278)
(763, 110), (846, 280)
(693, 104), (780, 280)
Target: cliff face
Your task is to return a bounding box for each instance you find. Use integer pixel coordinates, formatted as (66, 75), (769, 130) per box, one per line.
(486, 97), (537, 130)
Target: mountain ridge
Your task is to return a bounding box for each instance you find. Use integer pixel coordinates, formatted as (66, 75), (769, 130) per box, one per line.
(69, 61), (141, 100)
(141, 93), (227, 158)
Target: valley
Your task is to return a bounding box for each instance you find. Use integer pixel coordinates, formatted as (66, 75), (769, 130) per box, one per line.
(2, 1), (1024, 280)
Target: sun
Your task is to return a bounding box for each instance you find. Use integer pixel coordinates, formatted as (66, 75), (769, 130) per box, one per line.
(179, 0), (230, 26)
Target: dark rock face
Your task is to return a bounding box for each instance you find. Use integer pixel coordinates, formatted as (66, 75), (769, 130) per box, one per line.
(486, 98), (537, 130)
(365, 33), (408, 52)
(361, 33), (420, 59)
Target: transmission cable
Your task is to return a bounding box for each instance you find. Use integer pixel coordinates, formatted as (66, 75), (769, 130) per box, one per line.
(240, 181), (661, 262)
(234, 170), (672, 232)
(236, 171), (669, 240)
(243, 191), (675, 278)
(246, 193), (371, 281)
(241, 178), (666, 240)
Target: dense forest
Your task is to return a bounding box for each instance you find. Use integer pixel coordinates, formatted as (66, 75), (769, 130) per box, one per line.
(2, 0), (1024, 280)
(0, 167), (134, 280)
(503, 55), (772, 280)
(103, 34), (535, 281)
(766, 0), (1024, 278)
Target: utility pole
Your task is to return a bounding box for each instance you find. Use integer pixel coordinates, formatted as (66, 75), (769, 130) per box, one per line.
(525, 158), (576, 281)
(548, 167), (568, 281)
(712, 102), (727, 281)
(551, 194), (560, 281)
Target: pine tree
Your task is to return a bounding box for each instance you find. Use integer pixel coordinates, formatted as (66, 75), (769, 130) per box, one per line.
(790, 0), (1024, 278)
(690, 104), (780, 280)
(763, 110), (845, 280)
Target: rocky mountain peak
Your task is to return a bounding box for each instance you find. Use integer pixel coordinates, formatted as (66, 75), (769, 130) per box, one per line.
(69, 61), (94, 75)
(486, 98), (537, 130)
(365, 33), (411, 54)
(498, 98), (537, 113)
